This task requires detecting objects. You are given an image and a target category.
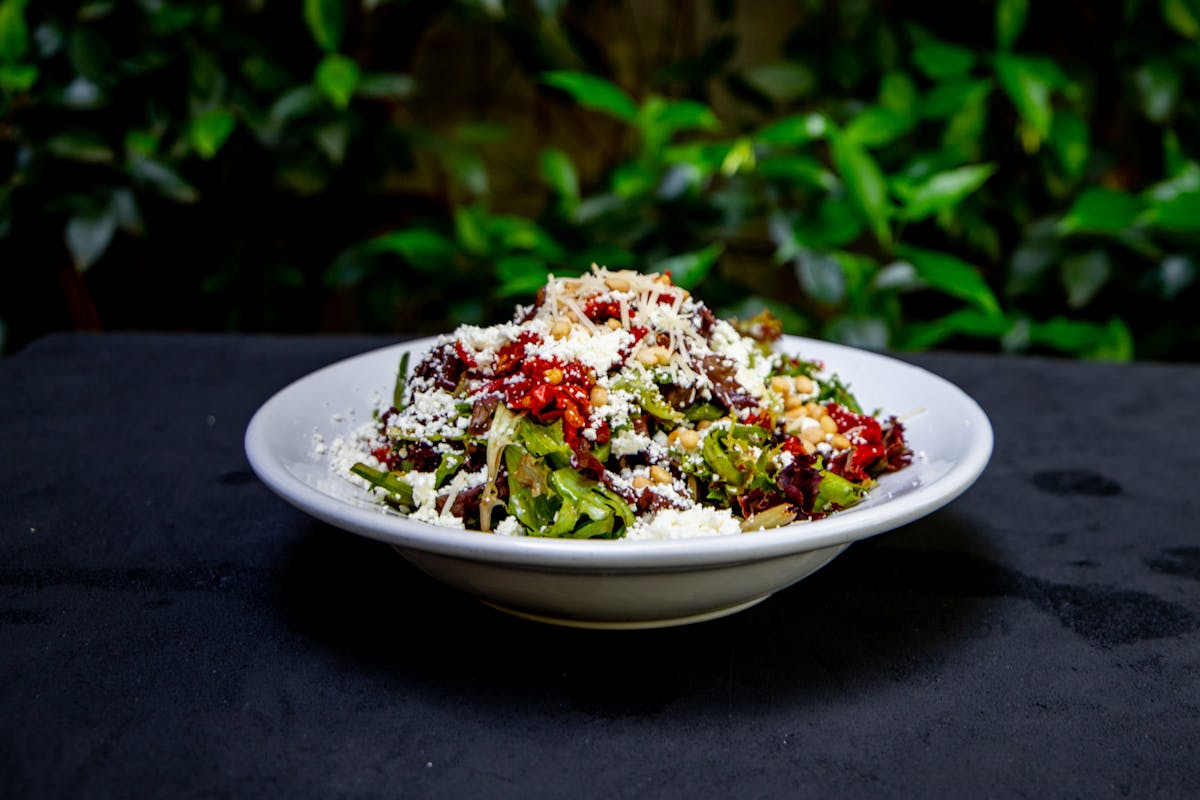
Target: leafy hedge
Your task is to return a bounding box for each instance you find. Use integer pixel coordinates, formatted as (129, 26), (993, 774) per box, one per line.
(1, 0), (1197, 360)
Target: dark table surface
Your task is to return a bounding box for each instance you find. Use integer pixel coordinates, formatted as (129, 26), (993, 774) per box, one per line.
(2, 333), (1198, 799)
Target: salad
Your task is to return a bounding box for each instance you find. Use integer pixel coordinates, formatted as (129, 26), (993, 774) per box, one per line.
(330, 266), (911, 540)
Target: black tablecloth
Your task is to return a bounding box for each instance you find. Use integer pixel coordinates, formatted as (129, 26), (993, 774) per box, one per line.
(2, 334), (1198, 798)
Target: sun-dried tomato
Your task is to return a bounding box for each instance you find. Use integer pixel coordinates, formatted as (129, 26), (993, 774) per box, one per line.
(825, 403), (886, 482)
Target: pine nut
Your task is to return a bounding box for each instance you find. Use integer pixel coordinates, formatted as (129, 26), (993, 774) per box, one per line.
(632, 475), (651, 489)
(636, 348), (659, 366)
(606, 318), (622, 330)
(831, 433), (851, 450)
(771, 376), (793, 393)
(784, 394), (805, 411)
(793, 375), (814, 394)
(805, 402), (825, 418)
(649, 465), (672, 484)
(550, 319), (571, 339)
(605, 275), (631, 292)
(654, 346), (671, 365)
(820, 415), (838, 434)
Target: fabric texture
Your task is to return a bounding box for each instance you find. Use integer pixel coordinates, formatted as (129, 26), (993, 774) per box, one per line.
(1, 334), (1197, 798)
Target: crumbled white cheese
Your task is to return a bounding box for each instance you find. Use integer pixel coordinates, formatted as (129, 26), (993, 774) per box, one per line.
(624, 506), (744, 540)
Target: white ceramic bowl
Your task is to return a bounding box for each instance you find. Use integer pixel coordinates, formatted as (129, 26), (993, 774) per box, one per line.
(245, 336), (992, 629)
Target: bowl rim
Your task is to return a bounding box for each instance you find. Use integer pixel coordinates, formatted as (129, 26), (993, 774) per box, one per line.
(245, 335), (993, 571)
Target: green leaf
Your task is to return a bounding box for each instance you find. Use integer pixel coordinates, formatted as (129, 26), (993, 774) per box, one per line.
(740, 61), (815, 102)
(754, 112), (827, 146)
(922, 79), (992, 119)
(539, 148), (579, 205)
(315, 54), (359, 110)
(443, 148), (488, 196)
(110, 188), (145, 236)
(1157, 254), (1197, 298)
(611, 160), (658, 197)
(793, 248), (845, 305)
(995, 0), (1029, 49)
(1059, 188), (1141, 234)
(720, 136), (755, 177)
(0, 0), (29, 63)
(542, 70), (638, 123)
(315, 121), (350, 164)
(828, 126), (891, 246)
(641, 96), (720, 135)
(896, 245), (1002, 316)
(994, 54), (1071, 147)
(825, 317), (889, 351)
(0, 62), (35, 91)
(269, 85), (323, 126)
(454, 206), (491, 256)
(304, 0), (343, 53)
(65, 205), (118, 272)
(356, 72), (416, 100)
(911, 38), (976, 81)
(1162, 0), (1200, 38)
(879, 71), (919, 117)
(128, 157), (199, 203)
(893, 163), (996, 221)
(189, 107), (236, 159)
(794, 196), (865, 250)
(651, 242), (723, 290)
(368, 228), (457, 270)
(755, 154), (838, 190)
(45, 130), (115, 164)
(1029, 316), (1133, 360)
(1134, 59), (1180, 123)
(1060, 250), (1112, 308)
(1049, 110), (1089, 179)
(495, 255), (550, 297)
(1142, 190), (1200, 231)
(844, 106), (914, 149)
(898, 309), (1011, 350)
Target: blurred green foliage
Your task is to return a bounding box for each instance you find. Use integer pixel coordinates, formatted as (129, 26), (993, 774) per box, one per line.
(2, 0), (1198, 360)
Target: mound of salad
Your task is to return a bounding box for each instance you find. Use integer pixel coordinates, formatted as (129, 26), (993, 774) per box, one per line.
(327, 266), (911, 540)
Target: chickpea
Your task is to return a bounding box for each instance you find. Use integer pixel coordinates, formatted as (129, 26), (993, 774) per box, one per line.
(793, 375), (814, 395)
(805, 402), (825, 419)
(589, 385), (609, 407)
(649, 465), (672, 484)
(770, 376), (793, 393)
(550, 319), (572, 339)
(678, 429), (700, 451)
(784, 394), (805, 411)
(784, 406), (808, 419)
(654, 346), (672, 366)
(802, 440), (817, 455)
(632, 475), (651, 489)
(696, 419), (714, 430)
(606, 318), (622, 330)
(801, 425), (826, 444)
(545, 368), (563, 385)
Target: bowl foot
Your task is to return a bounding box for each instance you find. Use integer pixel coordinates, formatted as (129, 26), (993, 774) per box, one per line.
(480, 594), (773, 630)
